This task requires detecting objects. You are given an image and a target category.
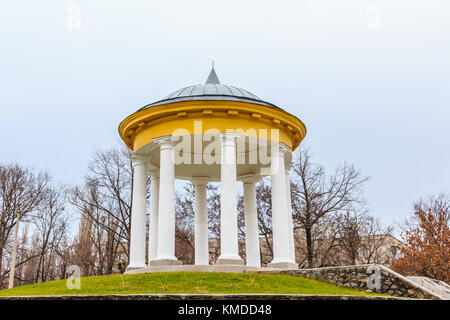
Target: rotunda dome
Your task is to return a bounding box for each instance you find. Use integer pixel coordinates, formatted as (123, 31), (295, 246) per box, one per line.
(139, 67), (280, 110)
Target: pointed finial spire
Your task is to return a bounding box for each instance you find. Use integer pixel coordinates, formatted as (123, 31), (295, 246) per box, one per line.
(205, 61), (220, 85)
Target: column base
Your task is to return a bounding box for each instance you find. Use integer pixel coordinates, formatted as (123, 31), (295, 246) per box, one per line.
(267, 261), (298, 269)
(246, 263), (262, 268)
(149, 258), (183, 266)
(216, 257), (245, 265)
(125, 264), (147, 272)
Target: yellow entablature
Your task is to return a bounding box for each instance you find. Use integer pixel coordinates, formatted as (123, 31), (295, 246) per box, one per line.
(119, 100), (306, 152)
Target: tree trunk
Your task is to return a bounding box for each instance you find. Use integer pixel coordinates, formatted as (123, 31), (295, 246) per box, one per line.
(0, 246), (4, 288)
(305, 226), (314, 268)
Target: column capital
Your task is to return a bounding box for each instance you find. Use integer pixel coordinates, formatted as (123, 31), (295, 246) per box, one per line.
(131, 153), (147, 167)
(220, 132), (242, 142)
(272, 142), (291, 156)
(153, 136), (177, 149)
(146, 162), (159, 177)
(239, 173), (261, 184)
(280, 143), (291, 153)
(191, 177), (209, 186)
(146, 169), (159, 178)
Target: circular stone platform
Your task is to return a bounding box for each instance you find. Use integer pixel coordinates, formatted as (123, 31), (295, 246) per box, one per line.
(125, 265), (282, 274)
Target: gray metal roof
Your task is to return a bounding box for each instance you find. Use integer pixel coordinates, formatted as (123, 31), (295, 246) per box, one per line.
(138, 67), (281, 111)
(205, 66), (221, 85)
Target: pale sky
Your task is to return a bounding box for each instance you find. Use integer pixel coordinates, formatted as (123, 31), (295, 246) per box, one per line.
(0, 1), (449, 228)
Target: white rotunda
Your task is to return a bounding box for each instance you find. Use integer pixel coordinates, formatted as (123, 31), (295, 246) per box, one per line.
(119, 67), (306, 272)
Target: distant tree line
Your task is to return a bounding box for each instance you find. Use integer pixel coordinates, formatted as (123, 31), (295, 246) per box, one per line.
(0, 164), (70, 287)
(0, 146), (448, 289)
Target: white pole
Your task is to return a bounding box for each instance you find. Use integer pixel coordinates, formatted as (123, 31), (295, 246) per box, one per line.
(217, 133), (243, 265)
(268, 144), (298, 269)
(243, 178), (261, 267)
(152, 138), (181, 265)
(286, 169), (296, 264)
(148, 173), (160, 262)
(127, 154), (148, 270)
(193, 179), (209, 265)
(8, 205), (21, 289)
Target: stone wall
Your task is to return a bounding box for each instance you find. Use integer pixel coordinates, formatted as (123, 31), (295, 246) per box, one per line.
(264, 264), (443, 299)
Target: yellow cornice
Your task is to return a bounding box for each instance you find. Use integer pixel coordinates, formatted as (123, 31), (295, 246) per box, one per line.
(118, 100), (307, 152)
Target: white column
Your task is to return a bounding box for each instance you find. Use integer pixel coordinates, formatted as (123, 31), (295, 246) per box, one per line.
(217, 133), (244, 265)
(243, 176), (261, 268)
(268, 144), (298, 269)
(285, 168), (296, 264)
(127, 154), (148, 270)
(193, 178), (209, 265)
(148, 171), (159, 262)
(151, 137), (181, 265)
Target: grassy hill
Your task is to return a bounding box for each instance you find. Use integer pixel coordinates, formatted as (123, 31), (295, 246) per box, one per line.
(0, 272), (384, 297)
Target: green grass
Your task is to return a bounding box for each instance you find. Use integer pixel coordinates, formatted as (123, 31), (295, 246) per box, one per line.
(0, 272), (383, 296)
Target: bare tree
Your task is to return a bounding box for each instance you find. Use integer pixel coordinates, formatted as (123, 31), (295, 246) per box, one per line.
(411, 193), (450, 226)
(174, 183), (223, 264)
(290, 148), (369, 267)
(254, 178), (273, 265)
(304, 215), (340, 267)
(335, 210), (365, 265)
(72, 211), (96, 277)
(175, 183), (195, 264)
(206, 183), (221, 263)
(359, 215), (394, 264)
(0, 163), (48, 288)
(30, 186), (70, 282)
(70, 147), (134, 274)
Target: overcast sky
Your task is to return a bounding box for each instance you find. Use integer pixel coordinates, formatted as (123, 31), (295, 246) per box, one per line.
(0, 0), (449, 229)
